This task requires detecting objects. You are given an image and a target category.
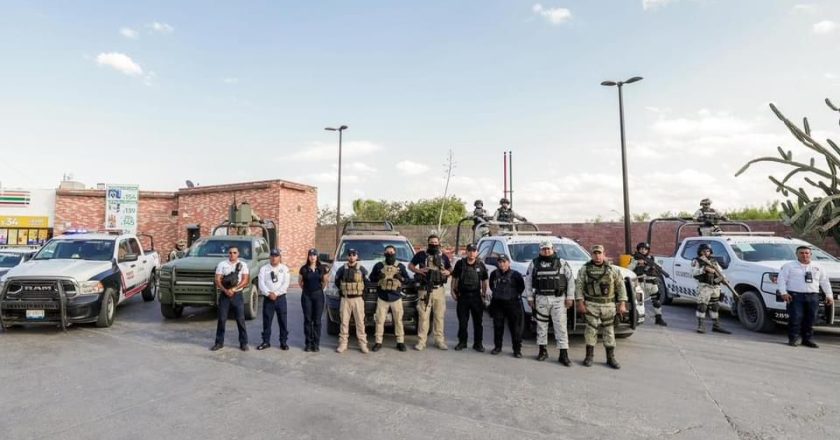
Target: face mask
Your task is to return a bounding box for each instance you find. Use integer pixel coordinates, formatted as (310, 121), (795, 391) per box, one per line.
(427, 244), (440, 254)
(384, 254), (396, 265)
(539, 253), (552, 261)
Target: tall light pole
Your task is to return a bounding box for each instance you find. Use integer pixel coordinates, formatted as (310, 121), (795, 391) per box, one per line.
(325, 125), (348, 246)
(601, 76), (643, 255)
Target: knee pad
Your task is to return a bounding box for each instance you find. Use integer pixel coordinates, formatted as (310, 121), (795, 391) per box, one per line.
(697, 304), (708, 314)
(652, 298), (661, 309)
(709, 303), (720, 313)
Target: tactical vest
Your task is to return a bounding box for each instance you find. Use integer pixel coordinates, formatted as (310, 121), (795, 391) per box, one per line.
(632, 252), (655, 277)
(170, 250), (185, 260)
(425, 253), (446, 286)
(340, 264), (365, 296)
(496, 208), (513, 223)
(491, 270), (518, 300)
(582, 262), (616, 301)
(693, 259), (720, 285)
(458, 260), (482, 292)
(532, 257), (567, 295)
(377, 264), (403, 292)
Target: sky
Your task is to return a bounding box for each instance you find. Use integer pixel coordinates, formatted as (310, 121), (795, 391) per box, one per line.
(2, 0), (840, 222)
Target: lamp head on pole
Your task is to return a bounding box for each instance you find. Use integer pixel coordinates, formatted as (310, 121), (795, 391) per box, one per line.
(600, 80), (617, 87)
(325, 125), (349, 132)
(625, 76), (644, 84)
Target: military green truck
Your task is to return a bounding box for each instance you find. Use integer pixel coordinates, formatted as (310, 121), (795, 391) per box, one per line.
(158, 202), (277, 320)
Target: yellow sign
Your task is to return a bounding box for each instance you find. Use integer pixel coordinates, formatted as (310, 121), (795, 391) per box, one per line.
(0, 216), (50, 228)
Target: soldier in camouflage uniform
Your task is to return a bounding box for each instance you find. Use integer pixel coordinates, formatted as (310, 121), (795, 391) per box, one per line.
(694, 198), (727, 236)
(472, 200), (490, 239)
(628, 242), (667, 326)
(691, 244), (731, 335)
(493, 198), (526, 230)
(169, 239), (187, 262)
(575, 245), (627, 369)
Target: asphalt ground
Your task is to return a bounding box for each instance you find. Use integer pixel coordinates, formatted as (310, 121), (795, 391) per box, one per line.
(1, 291), (838, 440)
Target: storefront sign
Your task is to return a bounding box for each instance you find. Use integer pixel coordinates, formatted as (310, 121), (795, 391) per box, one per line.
(105, 184), (139, 234)
(0, 190), (30, 207)
(0, 216), (49, 228)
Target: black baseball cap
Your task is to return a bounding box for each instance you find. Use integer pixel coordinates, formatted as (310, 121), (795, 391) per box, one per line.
(466, 244), (478, 251)
(308, 248), (318, 256)
(498, 254), (510, 262)
(270, 248), (282, 257)
(347, 248), (358, 255)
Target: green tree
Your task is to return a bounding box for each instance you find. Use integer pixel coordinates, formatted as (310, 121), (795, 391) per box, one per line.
(399, 196), (467, 225)
(350, 199), (404, 223)
(724, 201), (782, 221)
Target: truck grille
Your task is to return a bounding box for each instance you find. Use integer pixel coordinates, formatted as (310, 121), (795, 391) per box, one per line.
(3, 280), (61, 300)
(174, 270), (216, 286)
(829, 279), (840, 298)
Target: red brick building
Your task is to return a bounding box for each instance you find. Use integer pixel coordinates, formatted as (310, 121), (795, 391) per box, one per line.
(54, 180), (317, 268)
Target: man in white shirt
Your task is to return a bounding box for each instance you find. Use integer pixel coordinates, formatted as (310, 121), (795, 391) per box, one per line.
(777, 245), (835, 348)
(257, 248), (291, 351)
(211, 246), (251, 351)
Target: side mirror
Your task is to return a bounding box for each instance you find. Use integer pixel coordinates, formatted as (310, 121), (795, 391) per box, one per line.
(121, 253), (139, 263)
(485, 256), (498, 267)
(319, 253), (333, 263)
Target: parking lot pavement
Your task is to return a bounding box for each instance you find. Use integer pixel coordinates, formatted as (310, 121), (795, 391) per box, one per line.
(1, 291), (838, 440)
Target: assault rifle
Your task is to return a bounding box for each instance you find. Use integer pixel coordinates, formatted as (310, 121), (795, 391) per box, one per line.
(698, 257), (740, 300)
(637, 254), (671, 279)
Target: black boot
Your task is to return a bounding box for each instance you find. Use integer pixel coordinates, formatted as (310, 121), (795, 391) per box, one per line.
(558, 349), (571, 367)
(696, 318), (706, 334)
(537, 345), (548, 361)
(655, 315), (668, 326)
(583, 345), (594, 367)
(712, 320), (731, 334)
(606, 347), (621, 369)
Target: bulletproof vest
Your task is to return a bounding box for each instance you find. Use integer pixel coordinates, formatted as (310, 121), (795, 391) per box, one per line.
(425, 253), (446, 286)
(698, 209), (722, 224)
(340, 264), (365, 295)
(496, 208), (513, 223)
(532, 257), (567, 295)
(632, 252), (655, 277)
(377, 264), (403, 292)
(693, 259), (721, 285)
(491, 269), (518, 300)
(582, 262), (616, 300)
(458, 260), (483, 292)
(170, 250), (185, 260)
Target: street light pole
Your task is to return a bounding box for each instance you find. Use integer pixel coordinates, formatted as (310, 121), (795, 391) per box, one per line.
(325, 125), (348, 247)
(601, 76), (643, 255)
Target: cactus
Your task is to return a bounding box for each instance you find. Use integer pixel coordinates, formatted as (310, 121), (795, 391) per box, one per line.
(735, 100), (840, 246)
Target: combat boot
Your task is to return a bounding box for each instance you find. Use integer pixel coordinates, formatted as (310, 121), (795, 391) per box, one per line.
(696, 318), (706, 334)
(655, 315), (668, 326)
(605, 347), (621, 370)
(583, 345), (594, 367)
(712, 320), (731, 334)
(537, 345), (548, 361)
(558, 349), (571, 367)
(335, 343), (347, 353)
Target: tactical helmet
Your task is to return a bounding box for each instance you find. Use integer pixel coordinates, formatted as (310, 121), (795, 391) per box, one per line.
(697, 243), (712, 256)
(500, 198), (510, 204)
(474, 200), (483, 207)
(636, 242), (650, 250)
(700, 198), (711, 206)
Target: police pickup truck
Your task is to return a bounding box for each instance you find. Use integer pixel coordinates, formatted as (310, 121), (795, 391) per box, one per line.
(456, 219), (646, 338)
(649, 219), (840, 332)
(0, 232), (160, 329)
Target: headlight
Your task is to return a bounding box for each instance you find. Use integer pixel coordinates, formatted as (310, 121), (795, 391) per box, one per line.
(79, 281), (105, 295)
(161, 266), (173, 275)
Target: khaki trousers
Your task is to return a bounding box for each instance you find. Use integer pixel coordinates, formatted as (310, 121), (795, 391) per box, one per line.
(338, 296), (367, 347)
(416, 286), (446, 347)
(374, 298), (404, 344)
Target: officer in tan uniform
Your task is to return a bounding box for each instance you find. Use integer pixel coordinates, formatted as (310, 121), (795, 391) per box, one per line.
(575, 245), (627, 369)
(334, 249), (370, 353)
(409, 234), (452, 351)
(369, 245), (410, 352)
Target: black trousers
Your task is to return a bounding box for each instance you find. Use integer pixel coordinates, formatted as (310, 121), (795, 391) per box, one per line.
(787, 292), (819, 341)
(491, 298), (522, 352)
(456, 292), (484, 345)
(261, 295), (288, 344)
(301, 289), (325, 347)
(216, 292), (248, 346)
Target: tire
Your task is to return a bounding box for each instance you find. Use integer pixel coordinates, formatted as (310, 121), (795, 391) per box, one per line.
(616, 332), (633, 339)
(327, 318), (339, 336)
(160, 302), (184, 319)
(736, 290), (775, 333)
(95, 288), (117, 328)
(141, 271), (158, 302)
(659, 276), (673, 306)
(243, 289), (258, 320)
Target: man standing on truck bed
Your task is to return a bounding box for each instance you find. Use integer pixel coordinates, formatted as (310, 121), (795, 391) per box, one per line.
(409, 234), (452, 351)
(257, 249), (290, 351)
(691, 244), (731, 335)
(777, 245), (834, 348)
(334, 249), (370, 354)
(211, 246), (250, 351)
(628, 242), (668, 326)
(526, 240), (574, 366)
(575, 245), (627, 369)
(369, 245), (410, 352)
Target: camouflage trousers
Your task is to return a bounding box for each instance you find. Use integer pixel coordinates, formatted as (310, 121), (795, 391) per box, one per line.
(640, 277), (661, 316)
(584, 302), (617, 348)
(696, 284), (721, 320)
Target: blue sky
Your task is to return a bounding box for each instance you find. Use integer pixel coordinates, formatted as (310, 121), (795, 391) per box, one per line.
(2, 0), (840, 221)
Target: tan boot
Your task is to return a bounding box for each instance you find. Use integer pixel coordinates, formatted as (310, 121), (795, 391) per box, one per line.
(336, 343), (347, 353)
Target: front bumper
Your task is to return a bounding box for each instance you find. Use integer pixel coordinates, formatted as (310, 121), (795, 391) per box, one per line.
(1, 279), (104, 327)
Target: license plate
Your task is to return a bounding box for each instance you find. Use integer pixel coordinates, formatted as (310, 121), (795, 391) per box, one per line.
(26, 310), (45, 320)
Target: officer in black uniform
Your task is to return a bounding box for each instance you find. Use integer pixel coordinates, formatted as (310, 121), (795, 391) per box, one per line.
(488, 254), (526, 357)
(451, 244), (489, 352)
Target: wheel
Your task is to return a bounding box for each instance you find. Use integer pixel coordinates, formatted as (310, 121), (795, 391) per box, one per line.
(141, 271), (158, 302)
(736, 290), (775, 332)
(96, 288), (117, 328)
(160, 302), (184, 319)
(659, 276), (673, 306)
(243, 289), (258, 320)
(326, 318), (339, 336)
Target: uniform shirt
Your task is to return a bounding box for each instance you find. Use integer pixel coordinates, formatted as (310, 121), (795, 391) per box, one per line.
(451, 258), (489, 293)
(410, 251), (452, 270)
(691, 258), (722, 284)
(369, 261), (410, 301)
(524, 256), (574, 300)
(492, 208), (526, 222)
(488, 268), (525, 301)
(573, 262), (628, 302)
(258, 263), (290, 297)
(215, 259), (250, 292)
(777, 261), (832, 295)
(299, 264), (328, 294)
(627, 254), (656, 278)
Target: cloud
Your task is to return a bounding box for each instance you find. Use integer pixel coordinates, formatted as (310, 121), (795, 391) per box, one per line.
(532, 4), (572, 25)
(345, 162), (377, 173)
(222, 77), (239, 84)
(299, 172), (360, 184)
(651, 111), (755, 138)
(642, 0), (676, 11)
(119, 27), (138, 39)
(96, 52), (143, 76)
(395, 160), (430, 175)
(148, 22), (174, 34)
(825, 72), (837, 80)
(792, 4), (817, 14)
(813, 20), (837, 34)
(283, 140), (383, 162)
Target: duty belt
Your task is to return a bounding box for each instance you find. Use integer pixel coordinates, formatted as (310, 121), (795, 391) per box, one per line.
(535, 292), (565, 297)
(583, 297), (614, 304)
(643, 279), (658, 285)
(340, 293), (364, 298)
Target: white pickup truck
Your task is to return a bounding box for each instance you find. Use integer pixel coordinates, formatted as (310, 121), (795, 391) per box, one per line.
(0, 232), (160, 329)
(650, 219), (839, 332)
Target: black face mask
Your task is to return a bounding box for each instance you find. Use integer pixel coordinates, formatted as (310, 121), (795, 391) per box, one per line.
(427, 245), (440, 254)
(539, 253), (553, 262)
(384, 254), (396, 265)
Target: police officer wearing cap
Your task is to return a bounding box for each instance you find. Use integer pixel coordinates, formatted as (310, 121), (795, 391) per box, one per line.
(488, 254), (526, 357)
(257, 248), (290, 351)
(451, 244), (489, 352)
(299, 248), (329, 352)
(334, 248), (370, 353)
(525, 240), (574, 366)
(211, 246), (250, 351)
(777, 245), (835, 348)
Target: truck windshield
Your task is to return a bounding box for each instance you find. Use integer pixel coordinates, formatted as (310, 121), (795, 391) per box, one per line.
(190, 240), (253, 259)
(336, 240), (414, 262)
(0, 254), (23, 267)
(34, 240), (115, 261)
(509, 243), (590, 262)
(730, 242), (837, 262)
